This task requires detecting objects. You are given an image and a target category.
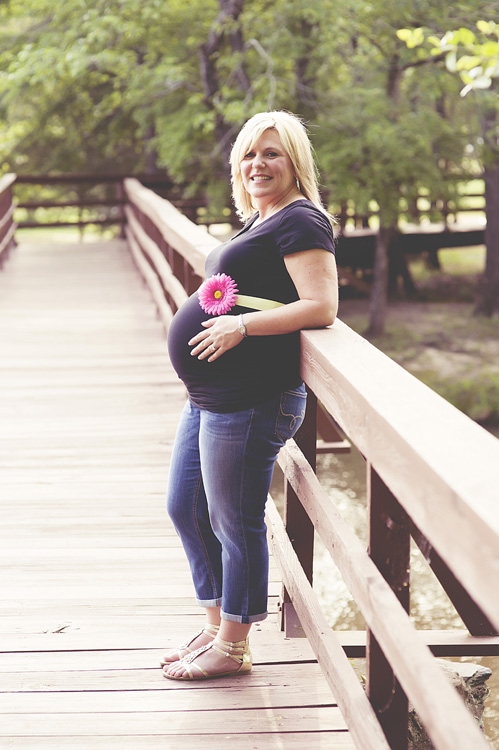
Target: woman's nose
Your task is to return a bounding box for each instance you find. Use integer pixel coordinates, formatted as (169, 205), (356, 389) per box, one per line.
(252, 152), (265, 168)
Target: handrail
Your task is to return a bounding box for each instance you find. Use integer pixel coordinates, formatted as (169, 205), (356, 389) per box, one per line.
(12, 174), (227, 231)
(10, 173), (175, 232)
(12, 173), (134, 232)
(0, 173), (17, 266)
(301, 323), (499, 618)
(123, 178), (499, 750)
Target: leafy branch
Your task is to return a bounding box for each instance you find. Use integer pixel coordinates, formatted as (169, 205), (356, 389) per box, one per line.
(397, 21), (499, 96)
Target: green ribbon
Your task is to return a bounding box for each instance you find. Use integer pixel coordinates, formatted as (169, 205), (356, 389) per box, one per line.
(235, 294), (284, 311)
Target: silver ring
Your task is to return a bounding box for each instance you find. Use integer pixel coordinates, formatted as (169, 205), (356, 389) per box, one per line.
(210, 344), (216, 352)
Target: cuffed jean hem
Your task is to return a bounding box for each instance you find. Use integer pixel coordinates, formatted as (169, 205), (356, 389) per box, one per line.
(222, 609), (268, 624)
(196, 597), (222, 608)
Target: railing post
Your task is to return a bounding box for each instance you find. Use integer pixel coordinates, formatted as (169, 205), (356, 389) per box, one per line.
(367, 465), (410, 749)
(0, 174), (17, 267)
(409, 522), (498, 637)
(117, 180), (126, 238)
(280, 387), (317, 636)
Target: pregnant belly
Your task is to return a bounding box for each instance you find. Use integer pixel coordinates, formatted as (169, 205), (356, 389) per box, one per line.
(167, 294), (212, 380)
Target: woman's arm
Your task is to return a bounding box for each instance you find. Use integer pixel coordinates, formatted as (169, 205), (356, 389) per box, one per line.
(189, 248), (338, 361)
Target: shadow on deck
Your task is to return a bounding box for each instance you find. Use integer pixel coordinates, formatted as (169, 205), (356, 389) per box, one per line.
(0, 239), (354, 749)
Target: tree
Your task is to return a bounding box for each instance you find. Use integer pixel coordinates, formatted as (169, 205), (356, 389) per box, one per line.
(311, 0), (472, 336)
(1, 0), (496, 326)
(398, 20), (499, 316)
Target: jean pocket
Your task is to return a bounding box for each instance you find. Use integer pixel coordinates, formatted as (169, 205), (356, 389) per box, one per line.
(275, 389), (307, 442)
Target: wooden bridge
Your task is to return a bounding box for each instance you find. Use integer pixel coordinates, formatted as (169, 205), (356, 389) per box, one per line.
(1, 173), (499, 749)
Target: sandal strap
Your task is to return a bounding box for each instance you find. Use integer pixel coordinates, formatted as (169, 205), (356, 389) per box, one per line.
(181, 642), (213, 664)
(177, 628), (204, 650)
(181, 637), (250, 667)
(211, 637), (250, 665)
(160, 623), (220, 665)
(178, 623), (219, 650)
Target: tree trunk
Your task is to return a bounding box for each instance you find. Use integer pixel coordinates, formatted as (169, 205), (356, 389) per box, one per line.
(366, 224), (396, 337)
(388, 234), (417, 296)
(198, 0), (248, 177)
(144, 125), (159, 174)
(474, 161), (499, 316)
(294, 19), (319, 119)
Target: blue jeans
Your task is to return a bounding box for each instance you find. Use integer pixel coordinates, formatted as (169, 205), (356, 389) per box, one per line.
(166, 384), (307, 624)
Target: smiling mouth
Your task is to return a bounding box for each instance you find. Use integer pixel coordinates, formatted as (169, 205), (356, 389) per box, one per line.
(251, 175), (271, 182)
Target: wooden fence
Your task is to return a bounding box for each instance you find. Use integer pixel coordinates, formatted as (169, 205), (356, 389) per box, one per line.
(10, 173), (227, 232)
(11, 173), (178, 233)
(4, 173), (486, 289)
(0, 174), (17, 266)
(124, 177), (499, 750)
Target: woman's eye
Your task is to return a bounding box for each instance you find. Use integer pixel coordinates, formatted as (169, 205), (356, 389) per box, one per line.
(243, 151), (255, 159)
(266, 151), (278, 157)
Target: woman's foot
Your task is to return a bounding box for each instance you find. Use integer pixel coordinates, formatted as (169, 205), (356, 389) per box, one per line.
(162, 636), (252, 681)
(160, 623), (219, 666)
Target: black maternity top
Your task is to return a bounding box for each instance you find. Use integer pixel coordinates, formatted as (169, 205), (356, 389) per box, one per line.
(167, 199), (335, 412)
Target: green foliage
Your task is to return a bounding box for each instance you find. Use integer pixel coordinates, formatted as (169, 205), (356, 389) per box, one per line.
(397, 20), (499, 95)
(429, 370), (499, 422)
(0, 0), (493, 224)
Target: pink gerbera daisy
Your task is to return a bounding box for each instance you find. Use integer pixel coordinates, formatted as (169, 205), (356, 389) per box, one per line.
(198, 273), (239, 315)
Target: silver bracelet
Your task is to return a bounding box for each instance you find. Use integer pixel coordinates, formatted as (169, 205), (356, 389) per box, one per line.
(237, 313), (248, 338)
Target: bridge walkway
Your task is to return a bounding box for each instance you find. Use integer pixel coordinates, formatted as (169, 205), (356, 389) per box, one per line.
(0, 238), (354, 749)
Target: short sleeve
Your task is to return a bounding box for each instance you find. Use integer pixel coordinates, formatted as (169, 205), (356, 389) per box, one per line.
(276, 203), (336, 258)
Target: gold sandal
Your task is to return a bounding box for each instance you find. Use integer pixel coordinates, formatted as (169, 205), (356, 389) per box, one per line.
(159, 623), (220, 666)
(162, 636), (252, 681)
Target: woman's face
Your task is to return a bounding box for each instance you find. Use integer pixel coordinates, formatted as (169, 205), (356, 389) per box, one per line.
(240, 129), (296, 209)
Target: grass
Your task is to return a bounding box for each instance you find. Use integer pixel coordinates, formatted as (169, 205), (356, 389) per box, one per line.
(15, 226), (121, 243)
(430, 245), (486, 275)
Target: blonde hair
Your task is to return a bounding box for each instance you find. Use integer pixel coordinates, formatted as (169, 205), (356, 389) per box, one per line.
(230, 111), (331, 223)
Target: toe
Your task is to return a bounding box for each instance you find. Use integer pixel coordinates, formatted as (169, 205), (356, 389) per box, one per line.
(163, 663), (184, 678)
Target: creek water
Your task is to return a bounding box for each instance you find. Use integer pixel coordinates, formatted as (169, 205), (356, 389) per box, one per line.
(271, 434), (499, 748)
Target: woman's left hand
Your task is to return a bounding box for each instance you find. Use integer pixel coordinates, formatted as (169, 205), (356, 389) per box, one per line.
(188, 316), (243, 362)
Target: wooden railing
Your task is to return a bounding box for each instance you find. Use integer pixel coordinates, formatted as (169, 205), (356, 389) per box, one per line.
(12, 173), (177, 233)
(9, 173), (232, 234)
(124, 177), (499, 750)
(5, 173), (486, 291)
(0, 174), (17, 266)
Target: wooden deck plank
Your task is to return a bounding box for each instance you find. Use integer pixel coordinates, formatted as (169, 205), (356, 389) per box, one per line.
(0, 625), (315, 662)
(0, 239), (351, 748)
(0, 664), (329, 700)
(0, 706), (348, 735)
(0, 642), (315, 672)
(0, 736), (356, 750)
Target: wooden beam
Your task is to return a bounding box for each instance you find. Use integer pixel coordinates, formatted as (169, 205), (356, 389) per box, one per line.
(0, 222), (16, 261)
(125, 206), (188, 312)
(367, 467), (411, 749)
(124, 178), (218, 279)
(330, 630), (499, 658)
(17, 199), (125, 209)
(125, 226), (173, 332)
(409, 521), (498, 637)
(266, 497), (391, 750)
(0, 172), (16, 194)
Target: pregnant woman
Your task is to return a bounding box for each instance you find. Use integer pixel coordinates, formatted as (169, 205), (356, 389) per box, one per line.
(162, 110), (338, 681)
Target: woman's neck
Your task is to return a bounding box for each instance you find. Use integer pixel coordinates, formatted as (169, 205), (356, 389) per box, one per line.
(253, 191), (303, 226)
